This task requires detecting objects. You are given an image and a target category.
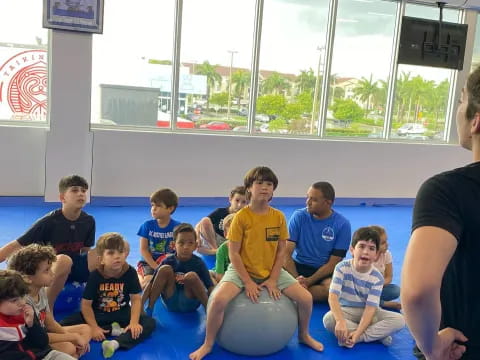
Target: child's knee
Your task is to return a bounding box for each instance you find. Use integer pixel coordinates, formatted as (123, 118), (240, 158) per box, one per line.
(54, 342), (77, 357)
(183, 272), (201, 285)
(54, 254), (73, 274)
(157, 265), (175, 276)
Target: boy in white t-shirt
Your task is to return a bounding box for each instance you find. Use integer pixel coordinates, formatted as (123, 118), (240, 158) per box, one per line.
(371, 226), (401, 310)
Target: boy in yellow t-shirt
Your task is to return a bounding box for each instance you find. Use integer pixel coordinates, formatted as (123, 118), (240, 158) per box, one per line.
(189, 166), (324, 360)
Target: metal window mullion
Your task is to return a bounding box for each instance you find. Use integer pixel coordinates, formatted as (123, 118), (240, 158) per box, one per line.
(171, 0), (183, 129)
(318, 0), (338, 138)
(248, 0), (264, 134)
(383, 0), (405, 140)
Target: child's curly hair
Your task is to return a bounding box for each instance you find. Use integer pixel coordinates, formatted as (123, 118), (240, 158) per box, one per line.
(8, 244), (56, 276)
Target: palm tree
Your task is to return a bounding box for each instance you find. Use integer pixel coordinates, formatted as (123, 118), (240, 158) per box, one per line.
(296, 69), (316, 95)
(195, 61), (222, 110)
(231, 70), (251, 106)
(395, 71), (412, 122)
(353, 74), (379, 117)
(261, 72), (290, 95)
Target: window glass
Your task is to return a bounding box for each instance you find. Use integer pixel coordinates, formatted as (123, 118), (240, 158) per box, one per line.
(0, 1), (48, 123)
(390, 4), (459, 142)
(255, 0), (328, 136)
(91, 0), (174, 128)
(179, 0), (255, 132)
(326, 0), (397, 139)
(471, 14), (480, 72)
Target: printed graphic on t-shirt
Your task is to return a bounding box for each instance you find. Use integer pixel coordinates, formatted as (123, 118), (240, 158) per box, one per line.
(98, 283), (126, 312)
(38, 308), (47, 328)
(265, 227), (281, 242)
(322, 226), (335, 242)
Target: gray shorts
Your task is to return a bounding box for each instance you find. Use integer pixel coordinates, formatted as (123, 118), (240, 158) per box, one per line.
(220, 264), (297, 291)
(199, 232), (226, 248)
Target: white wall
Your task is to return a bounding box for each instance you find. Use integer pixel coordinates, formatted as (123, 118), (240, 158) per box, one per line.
(91, 130), (471, 198)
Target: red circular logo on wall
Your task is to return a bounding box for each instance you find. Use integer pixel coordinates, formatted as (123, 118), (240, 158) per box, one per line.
(0, 49), (47, 121)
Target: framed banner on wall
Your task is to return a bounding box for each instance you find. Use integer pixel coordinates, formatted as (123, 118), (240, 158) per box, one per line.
(43, 0), (104, 34)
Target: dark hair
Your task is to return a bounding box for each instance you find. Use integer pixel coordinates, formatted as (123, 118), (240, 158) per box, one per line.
(96, 232), (127, 256)
(351, 226), (380, 251)
(173, 223), (197, 241)
(229, 186), (246, 198)
(59, 175), (89, 193)
(0, 270), (29, 302)
(466, 66), (480, 120)
(8, 244), (56, 276)
(244, 166), (278, 191)
(311, 181), (335, 202)
(150, 188), (179, 214)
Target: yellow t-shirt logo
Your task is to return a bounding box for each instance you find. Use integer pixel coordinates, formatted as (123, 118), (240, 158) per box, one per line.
(265, 227), (280, 242)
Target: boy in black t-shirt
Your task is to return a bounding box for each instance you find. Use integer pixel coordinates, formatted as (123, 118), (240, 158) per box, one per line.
(60, 233), (155, 359)
(0, 175), (97, 310)
(195, 186), (246, 255)
(143, 223), (213, 316)
(402, 67), (480, 359)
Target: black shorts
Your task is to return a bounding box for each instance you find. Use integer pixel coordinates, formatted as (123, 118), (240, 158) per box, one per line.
(294, 261), (331, 286)
(67, 253), (89, 283)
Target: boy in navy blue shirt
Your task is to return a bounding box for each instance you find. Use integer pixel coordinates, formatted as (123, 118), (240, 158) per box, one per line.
(142, 223), (213, 315)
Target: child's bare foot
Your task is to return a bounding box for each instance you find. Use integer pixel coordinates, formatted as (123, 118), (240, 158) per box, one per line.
(299, 334), (324, 352)
(189, 344), (213, 360)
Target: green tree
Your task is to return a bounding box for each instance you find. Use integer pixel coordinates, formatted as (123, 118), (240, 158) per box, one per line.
(261, 72), (290, 95)
(281, 102), (303, 120)
(210, 92), (229, 108)
(295, 91), (313, 115)
(395, 71), (412, 122)
(195, 61), (222, 110)
(353, 74), (379, 116)
(256, 94), (286, 116)
(148, 59), (172, 65)
(331, 98), (363, 122)
(231, 70), (250, 106)
(268, 118), (288, 132)
(296, 69), (316, 94)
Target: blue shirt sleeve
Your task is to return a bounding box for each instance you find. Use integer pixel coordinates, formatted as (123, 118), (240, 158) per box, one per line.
(137, 221), (149, 238)
(334, 218), (351, 252)
(288, 210), (302, 243)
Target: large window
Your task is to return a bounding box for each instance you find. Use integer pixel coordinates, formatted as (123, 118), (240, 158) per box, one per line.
(255, 0), (329, 136)
(0, 1), (48, 124)
(471, 14), (480, 72)
(327, 0), (397, 139)
(90, 0), (472, 144)
(390, 4), (459, 142)
(179, 0), (255, 133)
(91, 0), (174, 128)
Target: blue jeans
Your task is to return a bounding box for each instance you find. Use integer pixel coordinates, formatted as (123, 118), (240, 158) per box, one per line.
(380, 283), (400, 304)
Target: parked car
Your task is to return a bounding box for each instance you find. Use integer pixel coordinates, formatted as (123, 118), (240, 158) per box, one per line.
(397, 123), (427, 136)
(199, 121), (232, 131)
(233, 126), (248, 132)
(255, 114), (270, 122)
(157, 111), (194, 129)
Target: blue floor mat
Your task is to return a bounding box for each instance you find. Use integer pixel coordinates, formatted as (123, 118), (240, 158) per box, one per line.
(0, 204), (416, 359)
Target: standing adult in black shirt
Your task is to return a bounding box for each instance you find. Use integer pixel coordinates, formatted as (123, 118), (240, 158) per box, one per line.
(402, 67), (480, 359)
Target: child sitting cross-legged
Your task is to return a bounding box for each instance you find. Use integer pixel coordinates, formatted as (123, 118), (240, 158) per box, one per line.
(60, 233), (156, 359)
(323, 226), (405, 348)
(8, 244), (92, 358)
(142, 223), (214, 315)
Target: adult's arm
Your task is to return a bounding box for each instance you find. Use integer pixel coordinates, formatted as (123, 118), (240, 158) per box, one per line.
(401, 226), (465, 358)
(305, 254), (343, 286)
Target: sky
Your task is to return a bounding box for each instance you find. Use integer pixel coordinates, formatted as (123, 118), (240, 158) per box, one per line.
(0, 0), (472, 86)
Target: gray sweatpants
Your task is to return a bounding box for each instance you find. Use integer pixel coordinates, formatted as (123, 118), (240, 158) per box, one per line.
(323, 306), (405, 343)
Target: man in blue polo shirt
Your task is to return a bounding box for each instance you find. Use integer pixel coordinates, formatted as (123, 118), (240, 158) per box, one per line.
(285, 182), (351, 302)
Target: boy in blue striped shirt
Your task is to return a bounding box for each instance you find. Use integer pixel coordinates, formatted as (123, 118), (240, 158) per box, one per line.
(323, 226), (404, 348)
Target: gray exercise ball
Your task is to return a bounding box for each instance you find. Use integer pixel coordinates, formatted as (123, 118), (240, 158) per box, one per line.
(216, 289), (298, 356)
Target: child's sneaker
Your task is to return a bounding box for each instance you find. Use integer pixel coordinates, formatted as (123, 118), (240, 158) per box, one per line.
(102, 340), (119, 358)
(111, 322), (124, 337)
